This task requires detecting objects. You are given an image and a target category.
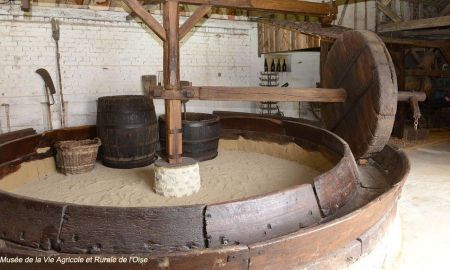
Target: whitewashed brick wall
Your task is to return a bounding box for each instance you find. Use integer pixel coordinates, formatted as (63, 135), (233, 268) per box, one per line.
(0, 4), (263, 133)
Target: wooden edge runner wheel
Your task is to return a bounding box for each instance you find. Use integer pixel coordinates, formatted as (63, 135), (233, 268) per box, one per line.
(321, 30), (398, 159)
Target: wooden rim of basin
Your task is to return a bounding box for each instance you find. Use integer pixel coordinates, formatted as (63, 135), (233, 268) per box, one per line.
(159, 112), (220, 126)
(0, 115), (409, 269)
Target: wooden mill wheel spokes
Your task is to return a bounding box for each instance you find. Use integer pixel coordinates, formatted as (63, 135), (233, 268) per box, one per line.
(321, 30), (398, 159)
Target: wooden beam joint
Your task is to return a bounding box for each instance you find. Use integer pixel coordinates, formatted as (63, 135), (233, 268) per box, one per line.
(179, 5), (212, 40)
(376, 0), (401, 22)
(122, 0), (166, 41)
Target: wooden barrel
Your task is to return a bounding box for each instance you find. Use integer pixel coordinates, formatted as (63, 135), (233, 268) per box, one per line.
(159, 113), (220, 161)
(97, 95), (158, 169)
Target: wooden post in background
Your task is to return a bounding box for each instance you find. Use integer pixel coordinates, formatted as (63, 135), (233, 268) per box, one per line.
(319, 41), (330, 87)
(164, 1), (183, 164)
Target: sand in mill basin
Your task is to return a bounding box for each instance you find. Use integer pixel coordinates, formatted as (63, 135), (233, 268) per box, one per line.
(6, 138), (332, 207)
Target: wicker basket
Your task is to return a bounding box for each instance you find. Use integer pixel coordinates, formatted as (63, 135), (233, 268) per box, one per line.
(55, 138), (101, 175)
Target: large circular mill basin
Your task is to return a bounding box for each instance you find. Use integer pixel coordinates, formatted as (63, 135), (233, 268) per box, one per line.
(0, 115), (409, 270)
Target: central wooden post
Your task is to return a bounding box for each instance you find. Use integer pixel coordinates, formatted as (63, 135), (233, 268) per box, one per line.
(163, 1), (183, 164)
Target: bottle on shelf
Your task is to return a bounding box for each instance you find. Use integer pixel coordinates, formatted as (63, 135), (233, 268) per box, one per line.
(264, 58), (268, 72)
(282, 59), (287, 72)
(276, 58), (281, 72)
(270, 59), (276, 72)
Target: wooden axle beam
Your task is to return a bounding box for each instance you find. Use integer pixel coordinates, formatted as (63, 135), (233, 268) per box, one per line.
(149, 86), (427, 104)
(397, 91), (426, 102)
(149, 86), (347, 102)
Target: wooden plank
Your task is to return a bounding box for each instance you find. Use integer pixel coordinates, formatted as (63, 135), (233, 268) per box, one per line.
(258, 23), (321, 53)
(39, 125), (96, 148)
(378, 15), (450, 33)
(0, 192), (63, 250)
(381, 36), (450, 48)
(58, 204), (206, 253)
(376, 1), (401, 22)
(372, 145), (410, 187)
(358, 201), (397, 255)
(0, 128), (36, 144)
(205, 184), (322, 248)
(122, 0), (166, 41)
(179, 5), (212, 40)
(176, 0), (337, 18)
(259, 19), (349, 41)
(399, 28), (450, 38)
(0, 134), (41, 164)
(299, 240), (362, 269)
(405, 69), (450, 77)
(248, 186), (400, 269)
(313, 157), (359, 216)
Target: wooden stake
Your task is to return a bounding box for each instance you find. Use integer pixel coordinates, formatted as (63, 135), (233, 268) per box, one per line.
(163, 1), (183, 164)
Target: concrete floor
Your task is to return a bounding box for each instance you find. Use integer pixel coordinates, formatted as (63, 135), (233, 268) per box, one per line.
(394, 139), (450, 269)
(350, 134), (450, 269)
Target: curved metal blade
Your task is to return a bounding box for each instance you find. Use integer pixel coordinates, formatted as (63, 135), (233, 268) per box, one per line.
(36, 68), (56, 95)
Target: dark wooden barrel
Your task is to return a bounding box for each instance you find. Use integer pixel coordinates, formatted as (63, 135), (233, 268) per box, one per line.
(97, 95), (158, 169)
(159, 113), (220, 161)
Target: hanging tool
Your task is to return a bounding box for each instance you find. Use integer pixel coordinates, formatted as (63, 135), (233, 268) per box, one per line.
(36, 68), (57, 130)
(52, 18), (66, 128)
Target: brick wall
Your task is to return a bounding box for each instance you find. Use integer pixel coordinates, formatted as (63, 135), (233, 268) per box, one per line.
(0, 4), (262, 133)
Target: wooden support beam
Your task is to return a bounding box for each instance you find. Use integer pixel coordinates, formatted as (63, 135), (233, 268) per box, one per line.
(405, 69), (450, 77)
(379, 0), (392, 5)
(381, 37), (450, 49)
(163, 1), (183, 164)
(174, 0), (337, 19)
(320, 41), (331, 86)
(399, 28), (450, 38)
(440, 3), (450, 16)
(378, 15), (450, 33)
(149, 86), (347, 102)
(376, 0), (401, 22)
(179, 5), (212, 40)
(122, 0), (166, 41)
